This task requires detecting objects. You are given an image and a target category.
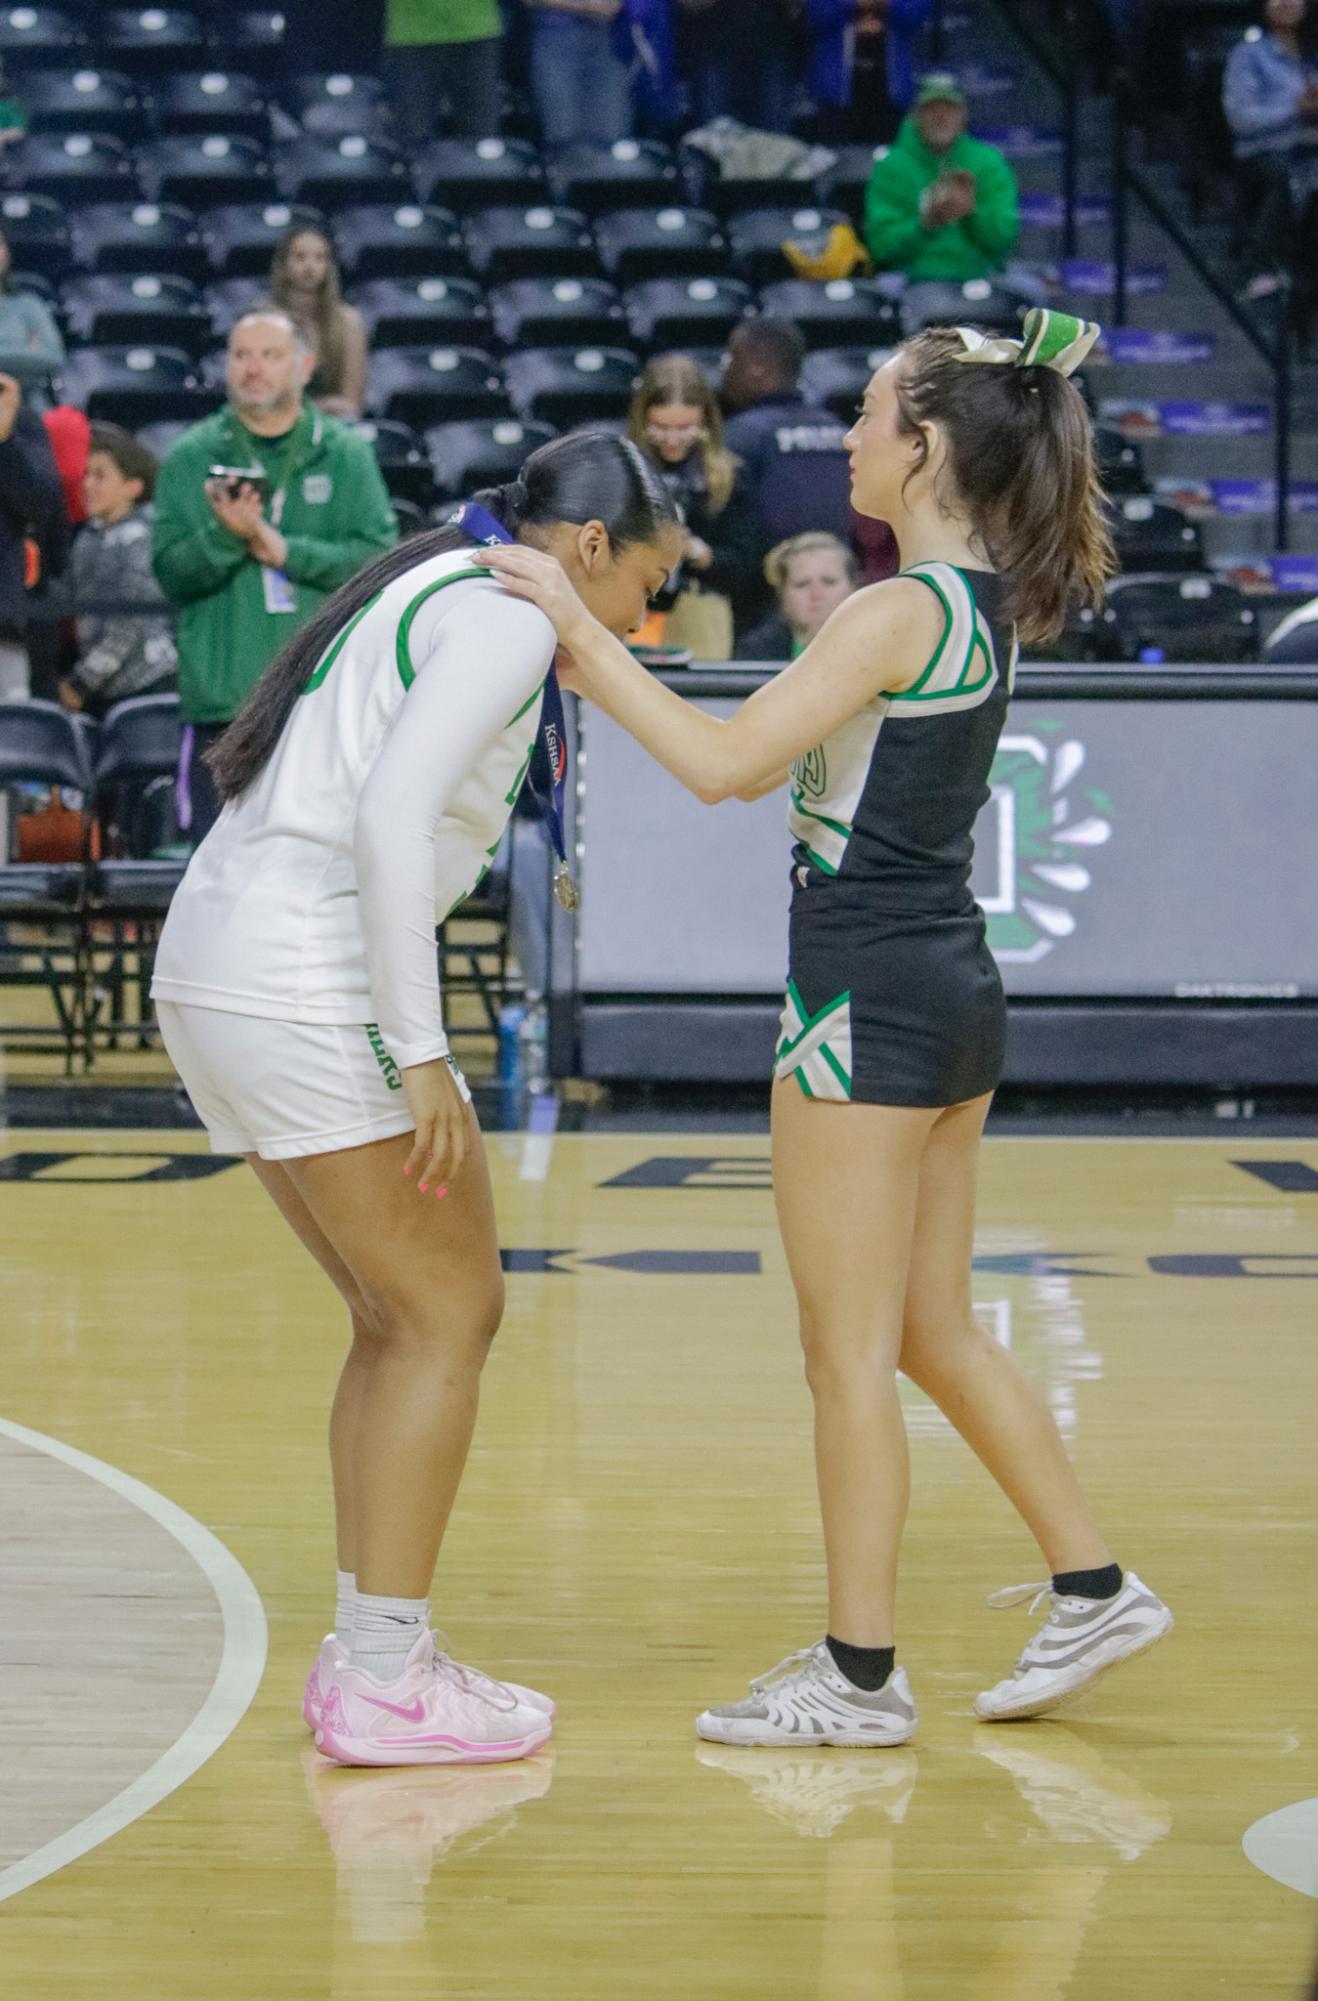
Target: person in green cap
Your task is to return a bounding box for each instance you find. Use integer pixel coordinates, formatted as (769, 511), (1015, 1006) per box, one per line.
(382, 0), (505, 150)
(864, 72), (1019, 284)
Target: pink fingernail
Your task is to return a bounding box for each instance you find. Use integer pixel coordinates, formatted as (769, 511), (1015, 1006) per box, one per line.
(419, 1182), (429, 1193)
(436, 1188), (448, 1201)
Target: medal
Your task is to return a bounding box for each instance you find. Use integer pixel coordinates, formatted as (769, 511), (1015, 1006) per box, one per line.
(553, 860), (579, 912)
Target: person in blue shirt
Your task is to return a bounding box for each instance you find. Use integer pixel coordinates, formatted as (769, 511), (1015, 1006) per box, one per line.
(804, 0), (933, 145)
(1222, 0), (1318, 300)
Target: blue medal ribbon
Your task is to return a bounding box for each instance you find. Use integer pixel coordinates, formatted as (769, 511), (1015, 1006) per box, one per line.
(450, 502), (578, 912)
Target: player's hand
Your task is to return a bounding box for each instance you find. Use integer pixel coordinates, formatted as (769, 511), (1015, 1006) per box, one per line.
(401, 1056), (469, 1196)
(248, 519), (289, 569)
(206, 478), (265, 543)
(473, 544), (596, 653)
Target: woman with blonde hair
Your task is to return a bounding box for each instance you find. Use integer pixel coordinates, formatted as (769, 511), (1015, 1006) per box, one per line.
(628, 352), (759, 656)
(737, 531), (859, 662)
(270, 225), (368, 420)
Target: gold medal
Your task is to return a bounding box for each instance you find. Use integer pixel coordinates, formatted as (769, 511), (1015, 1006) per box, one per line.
(553, 860), (579, 912)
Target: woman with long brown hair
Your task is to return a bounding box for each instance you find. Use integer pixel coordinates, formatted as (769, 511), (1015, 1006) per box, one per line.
(480, 310), (1175, 1747)
(269, 225), (368, 420)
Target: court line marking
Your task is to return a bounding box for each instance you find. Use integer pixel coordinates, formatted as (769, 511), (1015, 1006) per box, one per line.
(0, 1415), (268, 1907)
(1243, 1798), (1318, 1900)
(519, 1092), (561, 1182)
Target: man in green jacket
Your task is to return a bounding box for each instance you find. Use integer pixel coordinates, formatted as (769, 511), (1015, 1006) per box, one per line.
(865, 73), (1019, 284)
(153, 307), (397, 843)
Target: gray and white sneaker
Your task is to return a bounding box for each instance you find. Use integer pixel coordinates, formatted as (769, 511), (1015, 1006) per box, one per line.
(696, 1642), (918, 1748)
(975, 1570), (1173, 1722)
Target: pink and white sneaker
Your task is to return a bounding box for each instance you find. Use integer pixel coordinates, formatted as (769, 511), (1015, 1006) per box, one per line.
(302, 1631), (555, 1732)
(315, 1631), (554, 1768)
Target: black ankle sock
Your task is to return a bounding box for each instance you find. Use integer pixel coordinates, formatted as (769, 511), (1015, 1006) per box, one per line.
(826, 1636), (895, 1692)
(1052, 1561), (1123, 1601)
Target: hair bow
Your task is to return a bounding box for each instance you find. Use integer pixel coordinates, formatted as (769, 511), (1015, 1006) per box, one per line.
(950, 307), (1100, 377)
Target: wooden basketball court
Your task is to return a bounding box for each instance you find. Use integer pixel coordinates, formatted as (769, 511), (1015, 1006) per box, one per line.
(2, 1121), (1315, 1997)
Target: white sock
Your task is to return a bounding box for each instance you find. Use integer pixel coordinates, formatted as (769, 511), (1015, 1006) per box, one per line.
(334, 1569), (356, 1645)
(350, 1592), (430, 1681)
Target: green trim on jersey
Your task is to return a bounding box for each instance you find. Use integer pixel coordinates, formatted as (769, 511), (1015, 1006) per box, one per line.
(301, 591), (382, 694)
(892, 565), (959, 699)
(395, 565), (490, 688)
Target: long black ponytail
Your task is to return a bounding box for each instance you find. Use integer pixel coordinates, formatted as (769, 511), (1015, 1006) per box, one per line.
(207, 430), (679, 802)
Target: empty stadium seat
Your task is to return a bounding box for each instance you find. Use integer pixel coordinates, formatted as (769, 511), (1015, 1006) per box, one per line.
(279, 135), (410, 211)
(0, 191), (73, 279)
(757, 278), (900, 348)
(57, 343), (213, 426)
(465, 205), (597, 282)
(198, 200), (323, 277)
(390, 495), (428, 539)
(285, 73), (388, 138)
(349, 418), (435, 507)
(332, 203), (466, 281)
(349, 275), (492, 348)
(800, 344), (896, 420)
(901, 276), (1030, 337)
(504, 346), (638, 426)
(18, 132), (139, 204)
(62, 273), (210, 354)
(727, 207), (852, 287)
(594, 207), (726, 285)
(212, 9), (286, 63)
(689, 158), (815, 221)
(101, 8), (206, 74)
(489, 275), (625, 349)
(201, 274), (265, 337)
(1109, 497), (1203, 574)
(155, 70), (270, 140)
(816, 143), (887, 226)
(21, 67), (144, 139)
(546, 140), (681, 216)
(1106, 573), (1260, 663)
(0, 7), (85, 66)
(624, 275), (751, 349)
(367, 346), (507, 426)
(144, 134), (271, 208)
(135, 417), (192, 461)
(425, 415), (557, 497)
(415, 137), (544, 213)
(75, 201), (206, 279)
(1094, 424), (1150, 496)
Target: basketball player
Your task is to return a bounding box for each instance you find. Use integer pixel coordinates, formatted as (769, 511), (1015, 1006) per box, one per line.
(479, 311), (1174, 1747)
(151, 434), (683, 1766)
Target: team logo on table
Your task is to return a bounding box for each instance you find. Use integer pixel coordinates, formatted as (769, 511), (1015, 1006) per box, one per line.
(976, 731), (1113, 964)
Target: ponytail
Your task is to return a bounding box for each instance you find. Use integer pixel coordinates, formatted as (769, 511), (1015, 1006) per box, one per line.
(893, 328), (1115, 645)
(207, 432), (677, 802)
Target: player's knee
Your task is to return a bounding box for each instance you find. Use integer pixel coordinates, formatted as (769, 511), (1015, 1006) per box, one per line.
(354, 1267), (505, 1360)
(898, 1308), (980, 1390)
(799, 1312), (899, 1393)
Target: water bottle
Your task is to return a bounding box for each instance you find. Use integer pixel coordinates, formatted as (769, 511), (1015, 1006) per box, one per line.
(519, 995), (549, 1095)
(498, 1002), (528, 1090)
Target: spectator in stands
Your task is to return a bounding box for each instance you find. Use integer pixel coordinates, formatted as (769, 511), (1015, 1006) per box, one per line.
(864, 74), (1019, 283)
(735, 531), (859, 661)
(629, 352), (760, 655)
(382, 0), (506, 148)
(0, 371), (69, 701)
(524, 0), (635, 146)
(0, 60), (27, 154)
(804, 0), (933, 146)
(152, 309), (397, 844)
(679, 0), (799, 133)
(722, 318), (855, 548)
(1222, 0), (1318, 301)
(0, 227), (65, 393)
(58, 425), (177, 719)
(269, 227), (369, 422)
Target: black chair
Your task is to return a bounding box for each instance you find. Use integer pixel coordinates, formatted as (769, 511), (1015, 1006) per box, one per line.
(349, 418), (436, 508)
(200, 273), (266, 338)
(284, 73), (388, 137)
(756, 277), (900, 348)
(155, 69), (270, 140)
(816, 142), (887, 227)
(62, 273), (211, 355)
(1105, 572), (1260, 663)
(198, 199), (324, 277)
(546, 140), (680, 217)
(0, 6), (85, 66)
(800, 344), (896, 420)
(414, 136), (545, 214)
(144, 133), (272, 209)
(85, 693), (185, 1055)
(57, 344), (213, 426)
(1109, 497), (1204, 574)
(0, 699), (94, 1072)
(135, 416), (192, 461)
(1094, 424), (1151, 496)
(366, 346), (507, 427)
(425, 415), (556, 498)
(465, 205), (597, 283)
(100, 8), (206, 75)
(349, 275), (491, 349)
(0, 191), (73, 280)
(594, 206), (726, 285)
(278, 133), (410, 211)
(727, 206), (851, 287)
(688, 158), (815, 221)
(332, 203), (467, 280)
(21, 66), (144, 139)
(624, 275), (751, 350)
(75, 201), (206, 279)
(213, 7), (286, 63)
(504, 346), (639, 426)
(489, 275), (625, 350)
(902, 276), (1030, 338)
(17, 131), (140, 204)
(390, 494), (429, 539)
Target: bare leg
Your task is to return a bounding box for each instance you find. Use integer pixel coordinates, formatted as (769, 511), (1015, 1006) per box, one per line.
(771, 1078), (938, 1647)
(898, 1096), (1113, 1576)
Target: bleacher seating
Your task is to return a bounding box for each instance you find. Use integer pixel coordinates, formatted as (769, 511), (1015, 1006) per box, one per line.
(366, 346), (507, 427)
(490, 276), (626, 350)
(350, 276), (492, 349)
(504, 347), (639, 427)
(332, 204), (467, 280)
(414, 138), (544, 214)
(21, 67), (144, 138)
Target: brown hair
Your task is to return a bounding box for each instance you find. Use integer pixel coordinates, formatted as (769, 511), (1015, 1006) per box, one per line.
(764, 531), (858, 593)
(893, 328), (1115, 644)
(269, 225), (346, 393)
(88, 420), (158, 501)
(628, 352), (739, 514)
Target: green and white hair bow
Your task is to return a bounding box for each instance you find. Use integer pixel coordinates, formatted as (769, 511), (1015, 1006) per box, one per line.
(950, 306), (1100, 376)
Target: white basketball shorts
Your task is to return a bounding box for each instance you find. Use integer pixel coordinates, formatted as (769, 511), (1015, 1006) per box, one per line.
(156, 1001), (471, 1161)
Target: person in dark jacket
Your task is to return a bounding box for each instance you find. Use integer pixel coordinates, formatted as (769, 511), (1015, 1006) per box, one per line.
(804, 0), (933, 145)
(679, 0), (799, 132)
(735, 530), (858, 660)
(59, 424), (177, 718)
(0, 370), (70, 700)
